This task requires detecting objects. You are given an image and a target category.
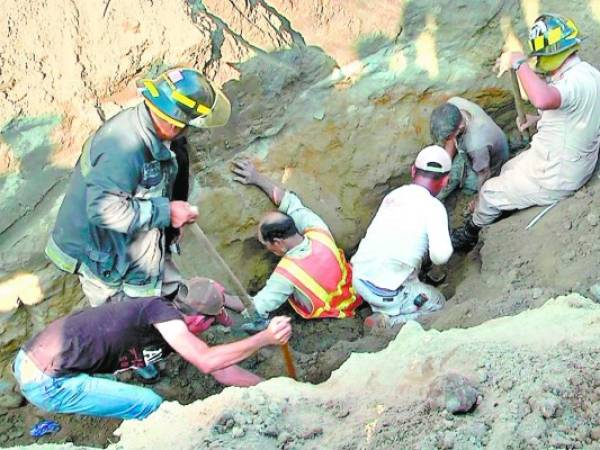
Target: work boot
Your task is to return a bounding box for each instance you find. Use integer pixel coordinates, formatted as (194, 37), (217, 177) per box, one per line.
(451, 218), (481, 252)
(241, 314), (269, 334)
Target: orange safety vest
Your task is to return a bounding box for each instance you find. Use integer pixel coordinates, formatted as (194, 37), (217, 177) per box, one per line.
(273, 228), (362, 319)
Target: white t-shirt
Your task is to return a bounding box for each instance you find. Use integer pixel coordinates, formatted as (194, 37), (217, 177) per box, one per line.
(529, 57), (600, 191)
(351, 184), (453, 290)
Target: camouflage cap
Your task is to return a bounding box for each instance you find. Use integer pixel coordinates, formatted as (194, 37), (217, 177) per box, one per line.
(174, 277), (225, 316)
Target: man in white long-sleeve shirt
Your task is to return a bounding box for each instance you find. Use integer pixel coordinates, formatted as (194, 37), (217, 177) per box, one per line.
(352, 145), (453, 328)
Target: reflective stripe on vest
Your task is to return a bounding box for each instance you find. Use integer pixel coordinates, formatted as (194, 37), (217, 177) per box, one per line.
(274, 228), (361, 319)
(45, 235), (79, 274)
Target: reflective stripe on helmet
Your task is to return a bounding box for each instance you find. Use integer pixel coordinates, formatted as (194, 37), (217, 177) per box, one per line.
(171, 90), (196, 109)
(144, 100), (186, 128)
(196, 103), (211, 115)
(143, 80), (160, 98)
(547, 27), (562, 45)
(531, 35), (545, 52)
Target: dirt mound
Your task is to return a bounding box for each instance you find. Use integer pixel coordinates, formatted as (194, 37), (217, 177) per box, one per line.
(12, 294), (597, 450)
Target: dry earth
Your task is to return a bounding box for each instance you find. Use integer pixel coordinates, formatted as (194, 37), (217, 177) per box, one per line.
(7, 294), (600, 450)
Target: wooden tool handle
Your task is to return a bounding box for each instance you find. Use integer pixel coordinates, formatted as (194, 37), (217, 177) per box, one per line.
(280, 343), (297, 380)
(510, 69), (532, 141)
(187, 221), (297, 379)
(188, 222), (255, 312)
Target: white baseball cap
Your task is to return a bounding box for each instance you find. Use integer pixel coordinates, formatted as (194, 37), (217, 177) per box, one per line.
(414, 145), (452, 173)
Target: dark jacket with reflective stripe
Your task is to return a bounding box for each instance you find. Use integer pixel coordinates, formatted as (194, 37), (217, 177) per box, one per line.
(46, 103), (189, 291)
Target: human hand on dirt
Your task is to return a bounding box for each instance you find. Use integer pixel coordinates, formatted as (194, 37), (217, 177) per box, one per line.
(170, 201), (198, 228)
(263, 316), (292, 346)
(516, 113), (540, 132)
(467, 197), (478, 214)
(232, 158), (261, 185)
(494, 51), (526, 78)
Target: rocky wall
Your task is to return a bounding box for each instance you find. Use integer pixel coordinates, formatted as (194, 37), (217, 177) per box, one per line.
(2, 0), (600, 401)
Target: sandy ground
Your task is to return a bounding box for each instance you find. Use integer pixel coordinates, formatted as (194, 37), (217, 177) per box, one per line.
(13, 294), (598, 450)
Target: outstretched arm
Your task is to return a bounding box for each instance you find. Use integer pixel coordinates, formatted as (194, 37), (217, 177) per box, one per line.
(155, 316), (291, 380)
(233, 158), (330, 233)
(211, 365), (263, 387)
(232, 158), (286, 206)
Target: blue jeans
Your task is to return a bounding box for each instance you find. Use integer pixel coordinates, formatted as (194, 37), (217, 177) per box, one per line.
(12, 350), (162, 420)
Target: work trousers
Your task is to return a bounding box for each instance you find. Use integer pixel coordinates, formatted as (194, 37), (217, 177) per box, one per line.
(78, 256), (182, 307)
(354, 276), (445, 325)
(472, 151), (573, 227)
(12, 350), (162, 420)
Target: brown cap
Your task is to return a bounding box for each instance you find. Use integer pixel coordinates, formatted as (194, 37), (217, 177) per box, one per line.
(174, 277), (225, 316)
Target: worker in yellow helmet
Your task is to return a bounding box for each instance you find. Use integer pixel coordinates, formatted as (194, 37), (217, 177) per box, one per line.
(45, 68), (231, 381)
(452, 14), (600, 251)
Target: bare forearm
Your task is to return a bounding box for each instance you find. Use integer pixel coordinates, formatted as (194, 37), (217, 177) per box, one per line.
(211, 365), (263, 386)
(254, 174), (286, 206)
(516, 64), (560, 110)
(185, 332), (270, 374)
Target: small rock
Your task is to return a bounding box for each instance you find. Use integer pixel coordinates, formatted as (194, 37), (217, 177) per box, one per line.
(591, 427), (600, 441)
(9, 429), (24, 439)
(548, 431), (575, 448)
(563, 220), (572, 230)
(231, 426), (245, 438)
(298, 426), (323, 440)
(277, 431), (293, 445)
(477, 370), (488, 383)
(517, 414), (546, 440)
(258, 421), (279, 438)
(333, 405), (350, 418)
(529, 393), (561, 418)
(531, 288), (544, 299)
(427, 373), (479, 414)
(268, 403), (282, 416)
(0, 380), (24, 409)
(587, 213), (599, 227)
(575, 424), (590, 441)
(467, 422), (488, 439)
(499, 379), (513, 391)
(441, 431), (456, 449)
